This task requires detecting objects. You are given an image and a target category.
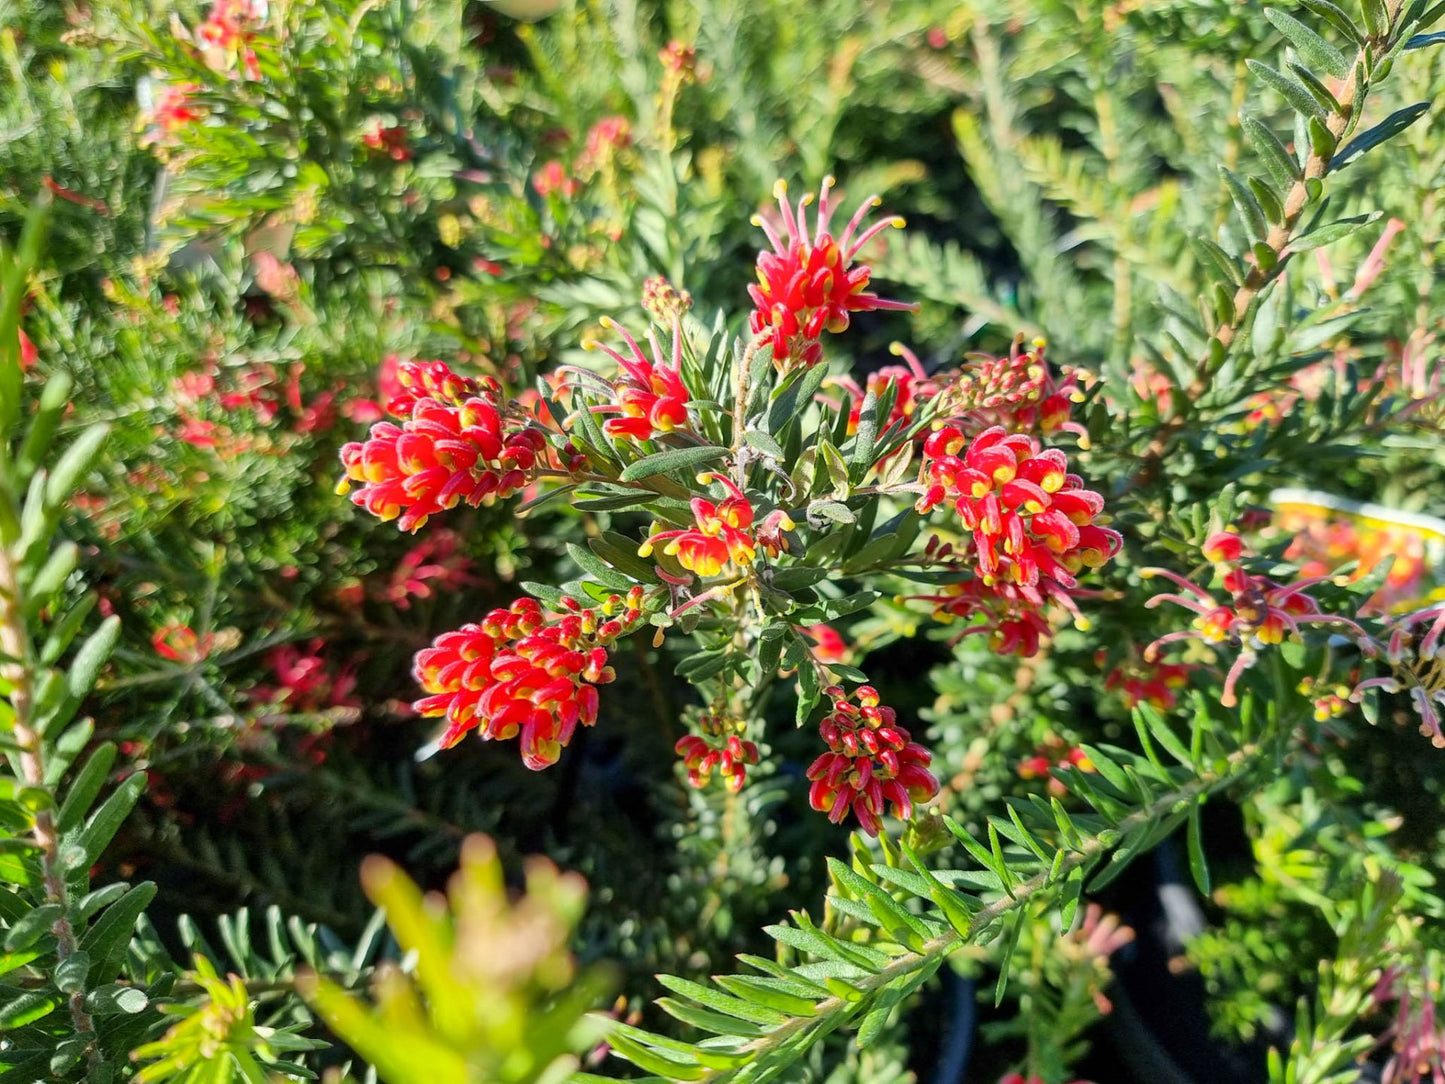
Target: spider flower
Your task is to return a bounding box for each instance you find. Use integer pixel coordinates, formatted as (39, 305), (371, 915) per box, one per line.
(748, 177), (914, 369)
(337, 361), (544, 532)
(806, 686), (938, 836)
(414, 590), (645, 768)
(581, 317), (691, 442)
(639, 474), (758, 578)
(915, 425), (1121, 650)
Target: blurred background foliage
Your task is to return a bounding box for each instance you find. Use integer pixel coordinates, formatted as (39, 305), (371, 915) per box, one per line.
(2, 0), (1444, 1080)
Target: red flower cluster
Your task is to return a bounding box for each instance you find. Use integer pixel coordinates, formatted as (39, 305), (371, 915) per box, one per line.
(919, 578), (1053, 657)
(152, 624), (215, 665)
(583, 318), (691, 442)
(414, 589), (645, 768)
(146, 83), (202, 139)
(1143, 532), (1361, 707)
(198, 0), (265, 79)
(641, 276), (693, 325)
(916, 425), (1121, 654)
(639, 475), (764, 578)
(806, 685), (938, 836)
(748, 177), (913, 369)
(252, 640), (359, 713)
(1104, 655), (1194, 711)
(381, 529), (479, 609)
(533, 160), (578, 199)
(338, 360), (545, 532)
(1018, 740), (1095, 798)
(362, 121), (411, 162)
(675, 713), (759, 792)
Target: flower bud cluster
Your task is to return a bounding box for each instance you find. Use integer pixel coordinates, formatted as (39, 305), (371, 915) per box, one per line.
(583, 318), (691, 442)
(413, 588), (647, 769)
(675, 713), (759, 792)
(916, 425), (1121, 654)
(805, 686), (938, 836)
(338, 360), (545, 532)
(1103, 654), (1194, 711)
(748, 177), (913, 370)
(947, 340), (1085, 442)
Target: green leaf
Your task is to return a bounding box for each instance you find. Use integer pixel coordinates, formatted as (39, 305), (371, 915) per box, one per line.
(1246, 60), (1329, 120)
(1286, 62), (1343, 114)
(564, 544), (634, 591)
(1187, 804), (1212, 896)
(1299, 0), (1365, 44)
(1266, 8), (1351, 75)
(1405, 30), (1445, 47)
(1360, 0), (1388, 37)
(618, 444), (728, 482)
(1288, 211), (1383, 251)
(66, 616), (121, 702)
(1247, 176), (1285, 225)
(56, 744), (118, 834)
(80, 881), (157, 985)
(43, 425), (109, 512)
(0, 990), (59, 1029)
(1240, 113), (1303, 188)
(743, 430), (785, 459)
(1330, 102), (1430, 168)
(1219, 167), (1268, 240)
(607, 1031), (708, 1080)
(656, 975), (788, 1027)
(73, 772), (146, 868)
(3, 903), (62, 952)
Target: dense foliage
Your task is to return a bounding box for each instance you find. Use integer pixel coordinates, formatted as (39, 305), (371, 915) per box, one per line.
(3, 0), (1445, 1082)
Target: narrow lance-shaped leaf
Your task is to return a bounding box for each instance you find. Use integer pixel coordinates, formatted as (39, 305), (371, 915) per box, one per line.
(1266, 8), (1352, 76)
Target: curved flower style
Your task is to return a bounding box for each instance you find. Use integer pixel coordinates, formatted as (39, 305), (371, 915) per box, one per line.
(639, 474), (758, 578)
(582, 317), (691, 442)
(675, 713), (759, 792)
(806, 686), (938, 836)
(414, 590), (645, 768)
(839, 343), (940, 436)
(915, 425), (1121, 652)
(748, 177), (914, 369)
(920, 579), (1054, 657)
(337, 361), (545, 532)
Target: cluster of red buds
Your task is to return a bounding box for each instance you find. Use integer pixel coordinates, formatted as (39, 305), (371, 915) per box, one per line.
(675, 713), (759, 792)
(915, 425), (1121, 655)
(533, 160), (578, 200)
(578, 116), (631, 176)
(413, 588), (647, 768)
(1103, 653), (1194, 711)
(1142, 531), (1364, 708)
(1017, 739), (1095, 798)
(639, 475), (771, 578)
(362, 120), (411, 162)
(748, 177), (914, 370)
(337, 360), (546, 532)
(805, 685), (938, 836)
(581, 318), (691, 442)
(946, 339), (1087, 444)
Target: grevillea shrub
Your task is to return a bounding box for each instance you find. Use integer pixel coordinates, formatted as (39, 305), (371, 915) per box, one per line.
(6, 1), (1445, 1083)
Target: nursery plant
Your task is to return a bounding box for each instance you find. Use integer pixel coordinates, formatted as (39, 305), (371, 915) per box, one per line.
(3, 0), (1445, 1082)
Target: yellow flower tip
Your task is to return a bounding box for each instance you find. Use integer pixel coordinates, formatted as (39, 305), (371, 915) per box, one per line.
(335, 479), (351, 496)
(800, 191), (815, 207)
(1077, 436), (1093, 451)
(778, 513), (796, 530)
(696, 472), (716, 485)
(888, 341), (905, 356)
(580, 338), (598, 351)
(637, 541), (654, 557)
(1032, 337), (1048, 349)
(1074, 616), (1092, 632)
(750, 214), (764, 228)
(890, 216), (905, 228)
(822, 174), (836, 189)
(1139, 568), (1157, 579)
(773, 179), (789, 200)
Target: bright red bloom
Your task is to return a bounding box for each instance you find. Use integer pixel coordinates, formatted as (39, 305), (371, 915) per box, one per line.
(748, 177), (914, 369)
(362, 121), (411, 162)
(1142, 543), (1366, 707)
(805, 623), (849, 664)
(915, 425), (1121, 652)
(839, 343), (939, 437)
(252, 640), (359, 712)
(1202, 530), (1245, 563)
(152, 624), (215, 665)
(1104, 655), (1194, 711)
(806, 686), (938, 836)
(675, 713), (759, 792)
(581, 317), (691, 442)
(338, 361), (545, 532)
(413, 590), (645, 768)
(147, 83), (202, 136)
(639, 474), (758, 578)
(17, 329), (37, 372)
(533, 160), (577, 199)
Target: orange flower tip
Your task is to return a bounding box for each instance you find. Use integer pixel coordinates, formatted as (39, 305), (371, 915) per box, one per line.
(1220, 691), (1238, 708)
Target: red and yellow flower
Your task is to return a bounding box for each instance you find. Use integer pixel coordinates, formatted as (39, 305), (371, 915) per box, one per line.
(675, 713), (759, 792)
(582, 317), (691, 442)
(748, 177), (914, 369)
(638, 475), (761, 578)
